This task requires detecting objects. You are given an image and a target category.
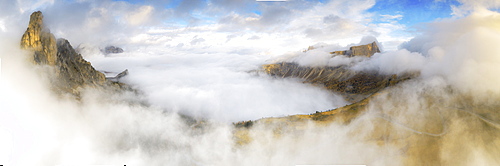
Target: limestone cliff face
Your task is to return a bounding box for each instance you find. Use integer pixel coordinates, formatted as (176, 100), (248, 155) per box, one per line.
(263, 62), (414, 102)
(21, 11), (114, 96)
(263, 41), (409, 102)
(331, 41), (381, 57)
(20, 11), (57, 65)
(56, 39), (107, 93)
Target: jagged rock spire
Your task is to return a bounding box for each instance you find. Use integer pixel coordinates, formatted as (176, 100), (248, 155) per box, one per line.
(21, 11), (57, 65)
(20, 11), (120, 96)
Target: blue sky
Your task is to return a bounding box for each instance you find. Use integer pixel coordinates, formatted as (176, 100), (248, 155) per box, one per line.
(113, 0), (461, 27)
(368, 0), (460, 26)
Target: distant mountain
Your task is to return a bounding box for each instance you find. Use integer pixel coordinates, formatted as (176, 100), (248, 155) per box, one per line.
(263, 62), (416, 102)
(330, 41), (381, 57)
(235, 38), (500, 165)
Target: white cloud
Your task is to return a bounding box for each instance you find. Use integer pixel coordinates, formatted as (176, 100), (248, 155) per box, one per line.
(380, 14), (403, 22)
(17, 0), (55, 13)
(189, 35), (205, 45)
(126, 5), (154, 26)
(0, 19), (5, 32)
(452, 0), (500, 16)
(351, 49), (427, 75)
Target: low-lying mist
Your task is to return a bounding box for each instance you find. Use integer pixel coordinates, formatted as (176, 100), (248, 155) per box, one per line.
(0, 33), (393, 165)
(83, 49), (347, 122)
(1, 1), (500, 166)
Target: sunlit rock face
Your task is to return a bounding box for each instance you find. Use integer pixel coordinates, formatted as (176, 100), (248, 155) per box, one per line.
(20, 11), (57, 65)
(331, 41), (381, 57)
(20, 11), (122, 96)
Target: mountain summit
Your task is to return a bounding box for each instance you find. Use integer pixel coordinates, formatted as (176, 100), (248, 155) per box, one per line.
(20, 11), (57, 65)
(331, 41), (381, 57)
(20, 11), (124, 96)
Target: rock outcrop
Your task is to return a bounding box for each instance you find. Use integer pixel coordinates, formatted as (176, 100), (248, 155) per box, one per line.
(248, 42), (417, 145)
(21, 11), (123, 96)
(331, 41), (380, 57)
(236, 41), (500, 166)
(263, 62), (415, 102)
(106, 69), (129, 82)
(103, 46), (124, 54)
(20, 11), (57, 65)
(55, 38), (107, 93)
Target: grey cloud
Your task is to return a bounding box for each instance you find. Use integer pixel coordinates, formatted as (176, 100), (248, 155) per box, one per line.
(248, 35), (260, 40)
(304, 28), (323, 38)
(210, 0), (256, 11)
(175, 0), (207, 17)
(144, 0), (173, 7)
(259, 6), (293, 25)
(226, 34), (238, 42)
(22, 0), (171, 46)
(0, 0), (19, 16)
(190, 36), (206, 45)
(323, 14), (342, 24)
(215, 6), (294, 32)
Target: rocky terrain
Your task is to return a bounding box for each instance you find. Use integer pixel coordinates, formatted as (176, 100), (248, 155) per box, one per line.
(330, 41), (381, 57)
(263, 42), (407, 102)
(263, 62), (415, 102)
(21, 11), (127, 97)
(237, 42), (411, 138)
(235, 36), (500, 165)
(20, 11), (57, 66)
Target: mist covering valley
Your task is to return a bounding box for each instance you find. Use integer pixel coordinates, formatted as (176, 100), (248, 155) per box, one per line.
(1, 0), (500, 165)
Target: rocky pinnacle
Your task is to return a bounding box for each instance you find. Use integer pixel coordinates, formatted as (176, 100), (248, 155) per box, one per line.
(20, 11), (114, 96)
(20, 11), (58, 65)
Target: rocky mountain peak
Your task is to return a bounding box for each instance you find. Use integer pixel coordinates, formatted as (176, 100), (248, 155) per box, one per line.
(331, 41), (381, 57)
(20, 11), (122, 96)
(55, 38), (107, 93)
(20, 11), (57, 65)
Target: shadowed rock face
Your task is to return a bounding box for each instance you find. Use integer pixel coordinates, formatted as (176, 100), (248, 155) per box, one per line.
(56, 38), (107, 93)
(263, 62), (415, 102)
(103, 46), (124, 54)
(20, 11), (118, 96)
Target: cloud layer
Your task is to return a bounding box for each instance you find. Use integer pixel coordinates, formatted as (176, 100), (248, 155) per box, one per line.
(0, 0), (420, 52)
(1, 0), (500, 165)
